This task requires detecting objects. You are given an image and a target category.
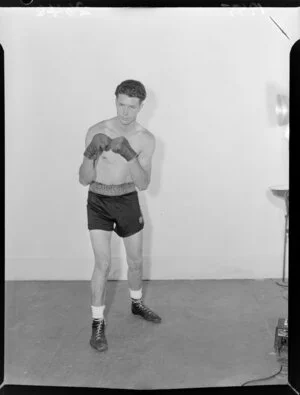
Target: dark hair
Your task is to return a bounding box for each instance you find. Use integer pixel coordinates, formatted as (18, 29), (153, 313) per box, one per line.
(115, 80), (147, 103)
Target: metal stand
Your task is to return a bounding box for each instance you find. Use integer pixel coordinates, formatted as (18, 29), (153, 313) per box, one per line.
(274, 318), (288, 375)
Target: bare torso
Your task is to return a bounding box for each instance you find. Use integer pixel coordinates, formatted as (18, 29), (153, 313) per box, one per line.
(87, 117), (147, 185)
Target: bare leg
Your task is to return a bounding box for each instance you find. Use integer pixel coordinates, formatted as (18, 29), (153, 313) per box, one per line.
(123, 230), (161, 323)
(123, 230), (143, 291)
(89, 230), (112, 306)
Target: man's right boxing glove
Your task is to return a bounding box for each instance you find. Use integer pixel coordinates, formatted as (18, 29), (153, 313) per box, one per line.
(84, 133), (112, 161)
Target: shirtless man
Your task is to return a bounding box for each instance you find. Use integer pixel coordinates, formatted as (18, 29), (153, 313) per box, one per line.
(79, 80), (161, 352)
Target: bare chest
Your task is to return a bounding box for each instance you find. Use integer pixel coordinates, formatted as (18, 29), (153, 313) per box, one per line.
(94, 128), (143, 183)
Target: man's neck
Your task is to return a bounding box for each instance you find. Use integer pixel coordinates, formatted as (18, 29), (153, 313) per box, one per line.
(114, 118), (137, 136)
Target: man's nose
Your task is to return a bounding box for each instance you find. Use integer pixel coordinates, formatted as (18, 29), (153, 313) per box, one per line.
(123, 106), (128, 115)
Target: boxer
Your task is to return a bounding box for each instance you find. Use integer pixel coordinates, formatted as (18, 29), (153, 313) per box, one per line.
(79, 80), (161, 352)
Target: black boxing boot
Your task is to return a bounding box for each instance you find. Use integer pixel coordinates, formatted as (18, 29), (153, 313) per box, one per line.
(90, 319), (108, 352)
(131, 298), (162, 323)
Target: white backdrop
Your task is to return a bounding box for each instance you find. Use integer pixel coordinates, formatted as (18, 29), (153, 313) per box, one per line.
(2, 7), (295, 280)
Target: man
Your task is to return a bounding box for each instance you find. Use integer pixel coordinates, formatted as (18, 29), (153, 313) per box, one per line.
(79, 80), (161, 352)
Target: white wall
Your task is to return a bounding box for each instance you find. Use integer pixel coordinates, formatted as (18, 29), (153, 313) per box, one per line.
(2, 8), (295, 280)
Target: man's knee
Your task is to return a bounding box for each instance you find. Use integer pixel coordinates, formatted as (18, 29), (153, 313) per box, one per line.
(127, 258), (143, 271)
(94, 254), (111, 275)
(89, 229), (112, 275)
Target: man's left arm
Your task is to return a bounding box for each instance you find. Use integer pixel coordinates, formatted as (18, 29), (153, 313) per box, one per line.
(128, 132), (156, 191)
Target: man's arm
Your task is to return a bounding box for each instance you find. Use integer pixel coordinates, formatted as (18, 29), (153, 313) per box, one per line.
(79, 157), (96, 186)
(128, 132), (156, 191)
(78, 127), (98, 186)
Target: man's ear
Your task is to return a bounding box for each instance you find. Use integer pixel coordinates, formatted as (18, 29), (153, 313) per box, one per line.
(138, 101), (144, 112)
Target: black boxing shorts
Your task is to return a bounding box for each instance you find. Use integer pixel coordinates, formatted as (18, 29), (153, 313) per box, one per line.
(87, 182), (144, 238)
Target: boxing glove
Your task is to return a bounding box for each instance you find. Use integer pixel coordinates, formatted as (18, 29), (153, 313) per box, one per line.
(110, 136), (138, 162)
(84, 133), (112, 160)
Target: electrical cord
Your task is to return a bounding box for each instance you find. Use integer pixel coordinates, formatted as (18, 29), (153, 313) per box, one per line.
(241, 365), (283, 386)
(271, 279), (289, 300)
(271, 279), (288, 288)
(275, 281), (288, 288)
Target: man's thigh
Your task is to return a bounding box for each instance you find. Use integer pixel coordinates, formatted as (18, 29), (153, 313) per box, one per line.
(89, 229), (112, 262)
(123, 230), (143, 262)
(87, 191), (115, 232)
(114, 192), (144, 238)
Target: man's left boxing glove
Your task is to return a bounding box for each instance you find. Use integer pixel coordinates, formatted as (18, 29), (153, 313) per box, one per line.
(110, 136), (138, 162)
(84, 133), (112, 161)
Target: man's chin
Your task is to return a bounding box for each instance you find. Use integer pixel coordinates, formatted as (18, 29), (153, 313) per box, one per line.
(120, 118), (132, 125)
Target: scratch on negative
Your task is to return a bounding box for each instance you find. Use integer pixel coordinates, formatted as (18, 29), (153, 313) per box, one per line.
(269, 16), (290, 40)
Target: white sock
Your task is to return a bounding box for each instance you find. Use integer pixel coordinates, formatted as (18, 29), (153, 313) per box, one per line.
(91, 305), (105, 320)
(130, 288), (142, 300)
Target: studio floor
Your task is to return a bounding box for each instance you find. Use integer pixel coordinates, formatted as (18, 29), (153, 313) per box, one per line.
(4, 279), (288, 389)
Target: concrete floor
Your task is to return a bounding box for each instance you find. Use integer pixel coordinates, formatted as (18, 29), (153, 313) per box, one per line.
(4, 279), (288, 389)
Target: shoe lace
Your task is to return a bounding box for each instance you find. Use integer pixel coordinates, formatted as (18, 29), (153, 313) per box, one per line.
(134, 300), (155, 316)
(95, 320), (105, 340)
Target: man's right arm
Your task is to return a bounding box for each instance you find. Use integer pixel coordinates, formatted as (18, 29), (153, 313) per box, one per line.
(79, 156), (96, 186)
(78, 127), (97, 186)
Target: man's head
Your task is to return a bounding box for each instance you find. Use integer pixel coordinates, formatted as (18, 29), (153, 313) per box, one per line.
(115, 80), (146, 126)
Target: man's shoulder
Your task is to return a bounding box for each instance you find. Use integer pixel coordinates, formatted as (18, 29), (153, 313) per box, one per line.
(138, 127), (155, 143)
(87, 120), (108, 134)
(136, 128), (155, 154)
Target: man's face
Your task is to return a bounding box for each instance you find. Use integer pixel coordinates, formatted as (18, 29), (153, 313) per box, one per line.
(115, 94), (143, 126)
